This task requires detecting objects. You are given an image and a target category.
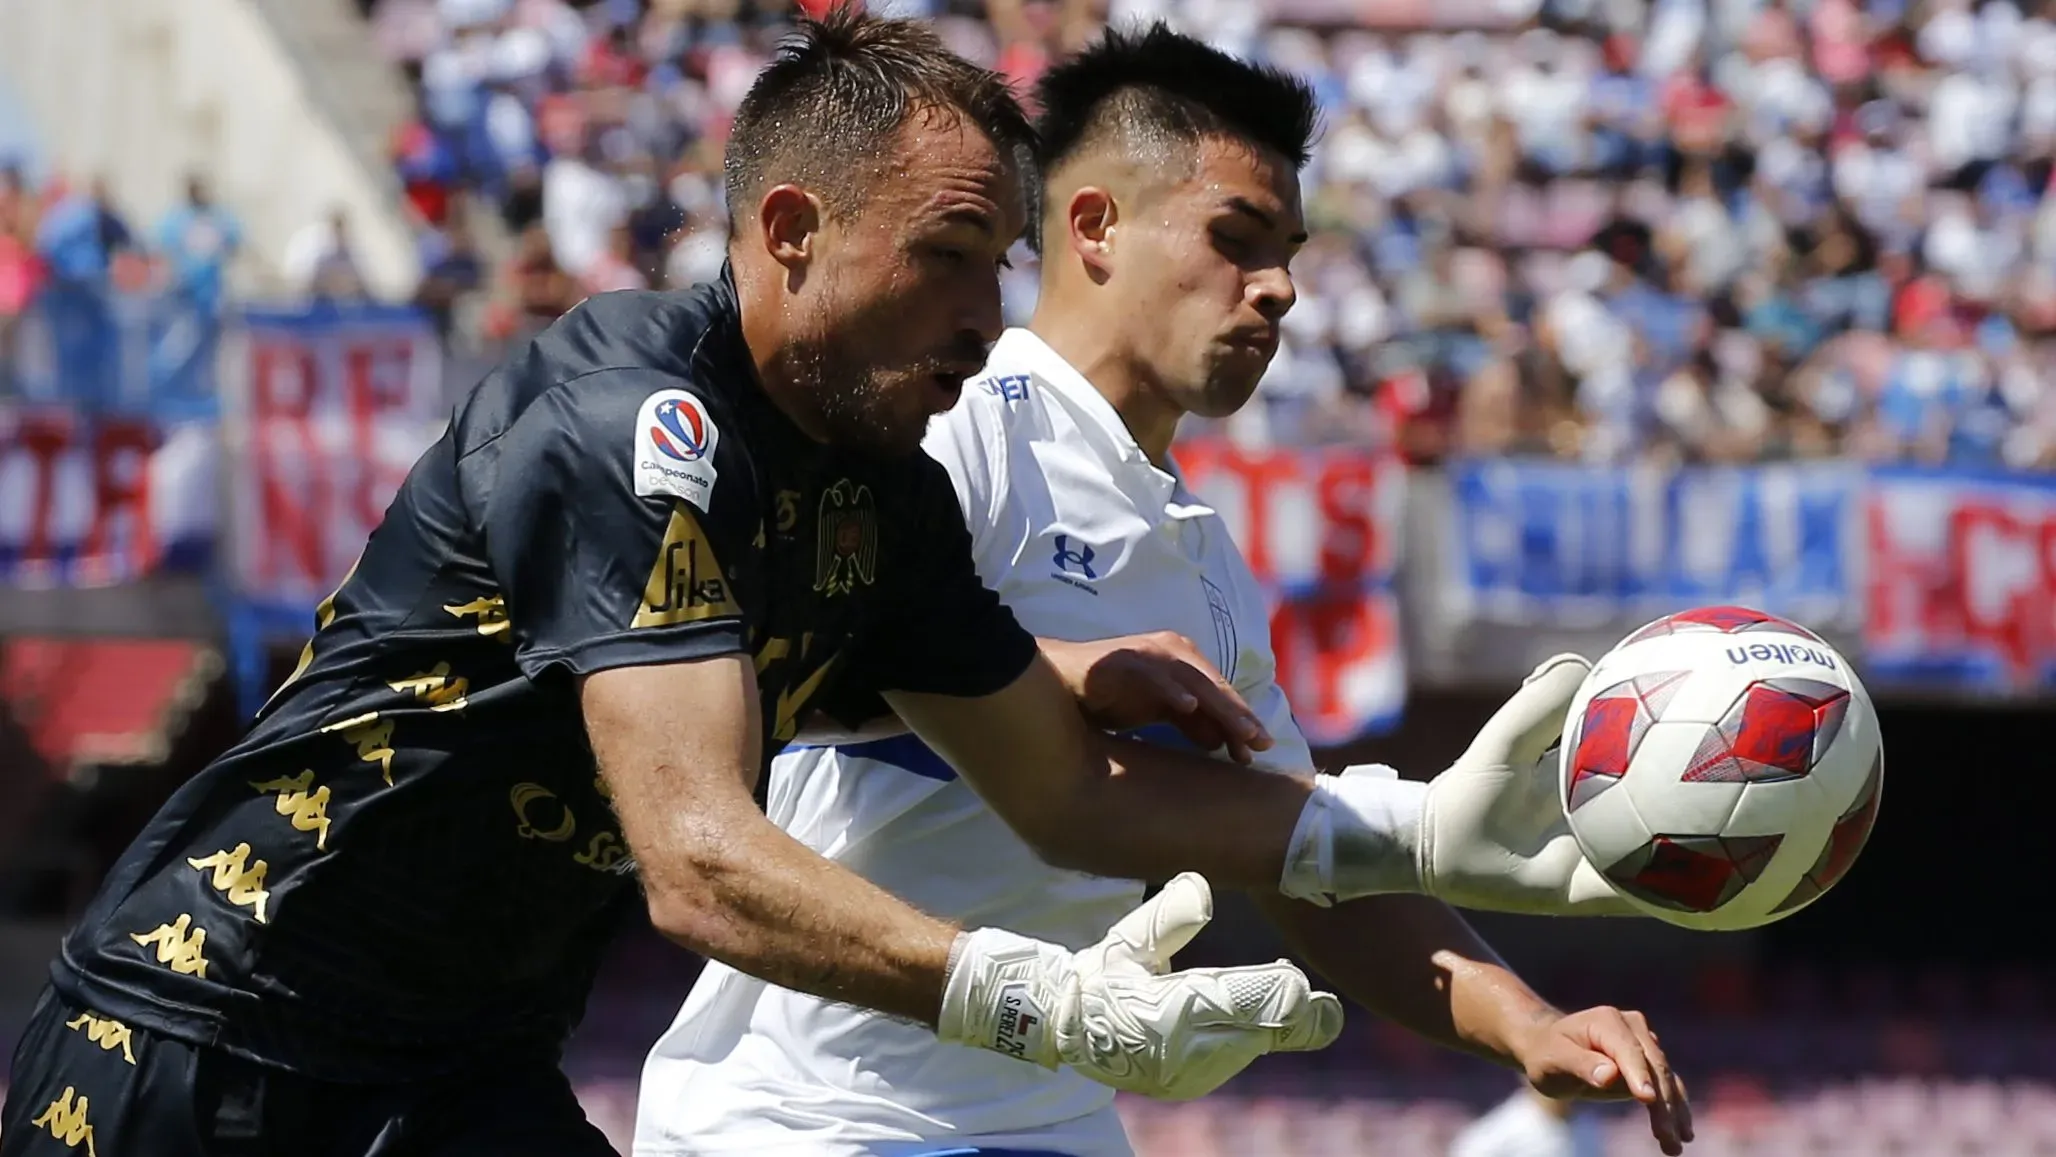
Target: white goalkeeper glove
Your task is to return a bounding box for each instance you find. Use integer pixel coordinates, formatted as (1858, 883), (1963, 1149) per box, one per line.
(1280, 653), (1635, 917)
(937, 872), (1344, 1100)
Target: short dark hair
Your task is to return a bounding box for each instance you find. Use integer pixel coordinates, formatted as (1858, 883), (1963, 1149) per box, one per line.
(724, 5), (1034, 234)
(1032, 22), (1319, 187)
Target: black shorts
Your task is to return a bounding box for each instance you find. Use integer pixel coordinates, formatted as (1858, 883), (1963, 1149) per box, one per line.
(1, 987), (617, 1157)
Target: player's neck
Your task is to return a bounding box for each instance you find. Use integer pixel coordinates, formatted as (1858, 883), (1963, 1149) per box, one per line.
(735, 268), (832, 443)
(1028, 302), (1181, 469)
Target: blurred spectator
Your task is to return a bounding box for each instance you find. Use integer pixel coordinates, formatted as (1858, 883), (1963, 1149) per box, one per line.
(155, 175), (243, 317)
(0, 165), (40, 394)
(356, 0), (2056, 471)
(414, 202), (488, 336)
(35, 176), (132, 287)
(1446, 1085), (1597, 1157)
(282, 207), (371, 302)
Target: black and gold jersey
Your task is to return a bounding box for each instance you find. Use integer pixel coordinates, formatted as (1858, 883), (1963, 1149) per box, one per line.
(49, 273), (1038, 1082)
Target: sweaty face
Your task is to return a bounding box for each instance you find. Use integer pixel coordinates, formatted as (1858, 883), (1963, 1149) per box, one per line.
(1115, 138), (1305, 419)
(789, 110), (1026, 459)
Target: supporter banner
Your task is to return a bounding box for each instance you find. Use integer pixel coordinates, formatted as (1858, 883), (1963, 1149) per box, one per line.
(0, 407), (216, 586)
(1445, 460), (1866, 635)
(1177, 440), (1406, 742)
(219, 305), (447, 617)
(7, 285), (221, 419)
(1865, 468), (2056, 694)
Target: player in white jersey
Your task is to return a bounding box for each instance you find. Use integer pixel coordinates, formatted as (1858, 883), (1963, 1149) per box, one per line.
(637, 25), (1693, 1157)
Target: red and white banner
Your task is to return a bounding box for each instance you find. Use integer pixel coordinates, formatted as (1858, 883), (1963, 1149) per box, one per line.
(1177, 440), (1408, 741)
(219, 306), (447, 612)
(1865, 468), (2056, 693)
(0, 409), (216, 587)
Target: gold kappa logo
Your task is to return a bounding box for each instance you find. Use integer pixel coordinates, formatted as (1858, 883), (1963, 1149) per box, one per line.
(813, 480), (878, 597)
(32, 1087), (98, 1155)
(634, 505), (741, 628)
(389, 663), (470, 713)
(320, 713), (397, 785)
(64, 1012), (136, 1065)
(130, 914), (210, 979)
(188, 844), (273, 923)
(252, 770), (333, 850)
(444, 594), (511, 640)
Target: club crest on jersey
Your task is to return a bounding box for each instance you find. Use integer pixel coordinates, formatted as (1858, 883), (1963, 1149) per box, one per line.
(633, 390), (719, 510)
(814, 480), (878, 597)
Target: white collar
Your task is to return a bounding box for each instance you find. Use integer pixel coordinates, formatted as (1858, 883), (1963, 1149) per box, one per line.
(993, 328), (1215, 520)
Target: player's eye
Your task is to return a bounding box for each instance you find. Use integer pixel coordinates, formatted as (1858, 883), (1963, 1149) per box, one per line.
(1210, 229), (1252, 261)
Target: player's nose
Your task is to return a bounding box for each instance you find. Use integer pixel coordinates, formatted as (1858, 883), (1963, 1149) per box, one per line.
(1248, 266), (1296, 323)
(959, 268), (1005, 345)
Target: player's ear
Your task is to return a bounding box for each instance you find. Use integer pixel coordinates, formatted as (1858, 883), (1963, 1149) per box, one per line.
(1065, 187), (1117, 277)
(758, 185), (822, 273)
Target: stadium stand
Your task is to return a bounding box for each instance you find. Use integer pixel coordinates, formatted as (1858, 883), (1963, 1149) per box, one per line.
(359, 0), (2056, 466)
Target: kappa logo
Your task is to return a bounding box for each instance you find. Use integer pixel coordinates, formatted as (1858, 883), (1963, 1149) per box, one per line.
(32, 1087), (97, 1156)
(633, 390), (720, 510)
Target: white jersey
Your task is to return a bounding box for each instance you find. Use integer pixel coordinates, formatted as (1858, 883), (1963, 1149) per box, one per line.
(633, 329), (1315, 1156)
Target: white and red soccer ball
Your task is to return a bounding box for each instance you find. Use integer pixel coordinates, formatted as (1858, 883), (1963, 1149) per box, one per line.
(1560, 606), (1883, 931)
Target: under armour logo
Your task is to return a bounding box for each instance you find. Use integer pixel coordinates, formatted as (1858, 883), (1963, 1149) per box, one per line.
(1051, 535), (1098, 580)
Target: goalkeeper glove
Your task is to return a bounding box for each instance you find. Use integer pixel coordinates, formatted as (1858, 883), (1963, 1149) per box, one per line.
(937, 872), (1344, 1099)
(1280, 654), (1634, 917)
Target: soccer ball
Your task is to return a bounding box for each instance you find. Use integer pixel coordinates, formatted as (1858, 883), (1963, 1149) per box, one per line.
(1559, 606), (1883, 931)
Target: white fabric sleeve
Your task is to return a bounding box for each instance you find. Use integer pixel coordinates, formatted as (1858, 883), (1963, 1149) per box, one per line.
(1239, 674), (1318, 778)
(918, 388), (1011, 567)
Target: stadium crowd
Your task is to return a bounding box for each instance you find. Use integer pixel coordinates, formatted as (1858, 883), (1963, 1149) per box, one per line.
(358, 0), (2056, 471)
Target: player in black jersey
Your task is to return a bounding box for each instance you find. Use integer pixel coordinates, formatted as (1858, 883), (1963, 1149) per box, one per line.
(1, 12), (1345, 1156)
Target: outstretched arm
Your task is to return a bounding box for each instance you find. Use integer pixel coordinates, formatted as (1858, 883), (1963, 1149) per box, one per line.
(1260, 892), (1692, 1155)
(888, 652), (1315, 890)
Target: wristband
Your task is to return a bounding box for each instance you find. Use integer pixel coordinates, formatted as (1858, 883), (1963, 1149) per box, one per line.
(1279, 767), (1429, 905)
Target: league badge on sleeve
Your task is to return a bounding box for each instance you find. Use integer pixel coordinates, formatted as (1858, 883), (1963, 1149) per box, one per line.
(634, 390), (720, 510)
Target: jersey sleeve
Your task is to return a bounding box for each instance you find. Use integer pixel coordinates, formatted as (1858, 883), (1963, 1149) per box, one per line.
(478, 367), (763, 681)
(853, 453), (1039, 699)
(1240, 674), (1319, 777)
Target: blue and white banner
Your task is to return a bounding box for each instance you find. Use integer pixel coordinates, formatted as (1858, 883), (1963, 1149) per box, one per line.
(1445, 460), (1866, 633)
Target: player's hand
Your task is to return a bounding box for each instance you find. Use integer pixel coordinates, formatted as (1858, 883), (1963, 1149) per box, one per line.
(1039, 633), (1271, 763)
(937, 873), (1343, 1099)
(1413, 653), (1637, 916)
(1511, 1005), (1694, 1155)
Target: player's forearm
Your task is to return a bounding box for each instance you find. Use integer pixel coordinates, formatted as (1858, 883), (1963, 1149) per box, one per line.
(1043, 734), (1312, 888)
(1257, 891), (1554, 1069)
(635, 802), (957, 1026)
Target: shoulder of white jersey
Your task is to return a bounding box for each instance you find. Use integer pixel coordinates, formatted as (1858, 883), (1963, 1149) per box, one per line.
(921, 366), (1031, 529)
